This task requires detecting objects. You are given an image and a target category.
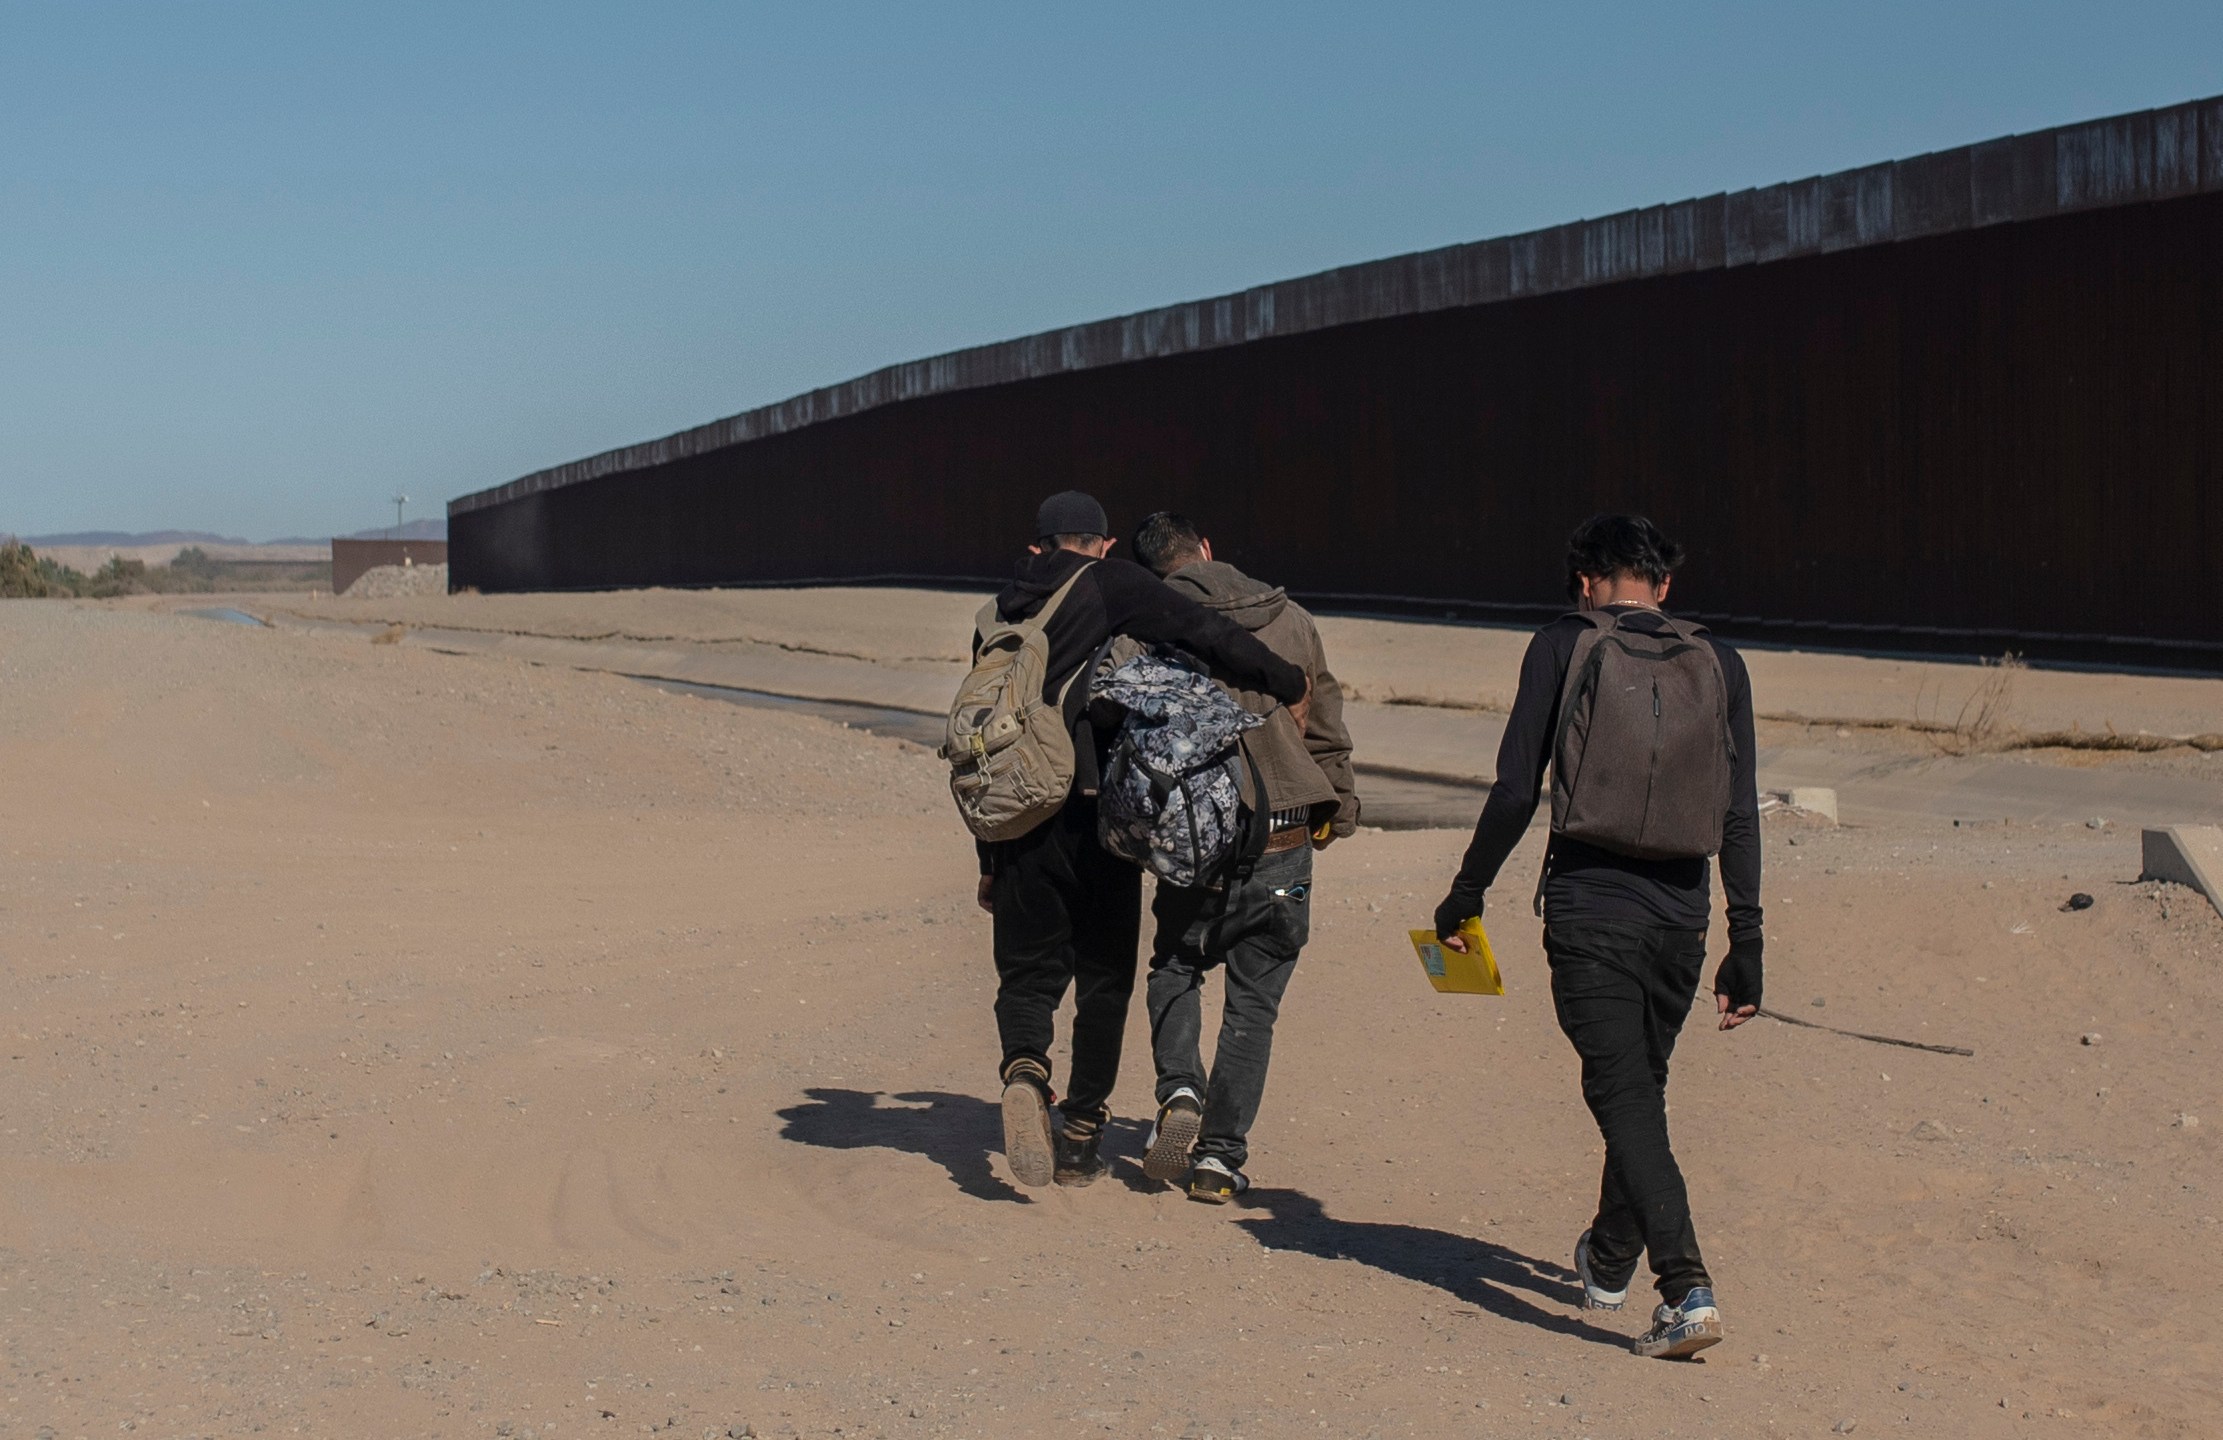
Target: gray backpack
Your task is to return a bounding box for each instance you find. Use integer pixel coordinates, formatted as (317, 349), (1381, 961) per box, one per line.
(942, 565), (1093, 843)
(1090, 649), (1264, 888)
(1548, 608), (1733, 860)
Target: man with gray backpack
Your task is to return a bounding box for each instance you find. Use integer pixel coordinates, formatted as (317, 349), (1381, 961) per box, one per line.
(950, 491), (1309, 1191)
(1432, 514), (1762, 1360)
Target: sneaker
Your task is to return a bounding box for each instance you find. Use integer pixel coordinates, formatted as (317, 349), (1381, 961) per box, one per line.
(1054, 1110), (1110, 1187)
(1632, 1287), (1723, 1360)
(1573, 1229), (1628, 1311)
(999, 1064), (1056, 1189)
(1053, 1131), (1107, 1186)
(1186, 1155), (1250, 1205)
(1142, 1088), (1203, 1183)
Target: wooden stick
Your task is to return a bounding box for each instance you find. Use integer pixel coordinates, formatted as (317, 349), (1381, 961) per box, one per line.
(1756, 1007), (1974, 1057)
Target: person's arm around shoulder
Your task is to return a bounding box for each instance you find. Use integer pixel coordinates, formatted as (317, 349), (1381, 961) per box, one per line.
(1096, 560), (1309, 706)
(1710, 638), (1764, 1028)
(1301, 622), (1358, 846)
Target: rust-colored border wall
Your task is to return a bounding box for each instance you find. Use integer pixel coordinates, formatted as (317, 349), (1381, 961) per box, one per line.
(453, 191), (2222, 665)
(333, 539), (450, 596)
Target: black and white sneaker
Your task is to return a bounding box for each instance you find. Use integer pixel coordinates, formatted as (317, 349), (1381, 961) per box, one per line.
(999, 1064), (1056, 1189)
(1186, 1155), (1250, 1204)
(1632, 1287), (1723, 1360)
(1574, 1228), (1628, 1312)
(1143, 1087), (1203, 1183)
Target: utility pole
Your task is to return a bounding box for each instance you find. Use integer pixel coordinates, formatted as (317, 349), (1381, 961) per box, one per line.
(391, 493), (409, 539)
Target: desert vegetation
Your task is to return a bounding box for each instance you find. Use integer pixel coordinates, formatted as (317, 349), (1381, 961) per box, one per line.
(0, 540), (328, 597)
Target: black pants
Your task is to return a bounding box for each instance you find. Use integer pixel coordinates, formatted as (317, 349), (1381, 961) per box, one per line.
(989, 798), (1142, 1119)
(1144, 844), (1310, 1168)
(1545, 917), (1714, 1305)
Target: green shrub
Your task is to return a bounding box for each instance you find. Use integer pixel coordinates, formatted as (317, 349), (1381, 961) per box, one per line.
(0, 541), (87, 598)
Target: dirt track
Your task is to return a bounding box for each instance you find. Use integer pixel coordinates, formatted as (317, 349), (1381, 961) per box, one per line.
(4, 596), (2220, 1437)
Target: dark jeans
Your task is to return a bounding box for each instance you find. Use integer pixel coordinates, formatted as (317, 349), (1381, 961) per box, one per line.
(1144, 844), (1311, 1168)
(989, 798), (1142, 1118)
(1545, 917), (1714, 1305)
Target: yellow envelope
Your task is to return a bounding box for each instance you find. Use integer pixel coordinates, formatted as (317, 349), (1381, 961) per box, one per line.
(1408, 919), (1505, 995)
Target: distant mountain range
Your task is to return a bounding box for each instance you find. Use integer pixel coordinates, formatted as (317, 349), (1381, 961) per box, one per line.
(23, 519), (446, 547)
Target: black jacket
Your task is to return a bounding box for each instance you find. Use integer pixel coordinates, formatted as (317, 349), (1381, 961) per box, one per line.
(1441, 606), (1763, 942)
(975, 549), (1309, 873)
(989, 549), (1308, 710)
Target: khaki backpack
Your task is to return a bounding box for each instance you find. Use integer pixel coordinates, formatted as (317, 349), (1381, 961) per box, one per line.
(942, 564), (1094, 843)
(1548, 608), (1734, 861)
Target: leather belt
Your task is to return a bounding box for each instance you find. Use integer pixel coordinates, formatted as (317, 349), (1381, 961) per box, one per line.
(1262, 827), (1310, 854)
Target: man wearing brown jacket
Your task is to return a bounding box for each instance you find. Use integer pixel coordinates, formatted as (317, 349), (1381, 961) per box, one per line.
(1128, 512), (1359, 1202)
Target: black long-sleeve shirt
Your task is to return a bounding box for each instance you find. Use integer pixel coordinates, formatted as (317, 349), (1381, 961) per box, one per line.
(1443, 606), (1763, 942)
(985, 548), (1308, 707)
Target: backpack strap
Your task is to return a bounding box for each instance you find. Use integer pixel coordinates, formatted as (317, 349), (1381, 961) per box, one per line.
(1534, 610), (1620, 917)
(1230, 745), (1272, 884)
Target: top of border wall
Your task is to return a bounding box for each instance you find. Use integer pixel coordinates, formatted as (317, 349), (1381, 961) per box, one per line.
(453, 94), (2223, 518)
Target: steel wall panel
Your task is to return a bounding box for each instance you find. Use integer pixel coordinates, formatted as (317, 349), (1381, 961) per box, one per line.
(452, 191), (2223, 666)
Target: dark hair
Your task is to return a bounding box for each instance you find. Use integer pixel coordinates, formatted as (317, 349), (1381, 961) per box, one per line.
(1037, 531), (1106, 551)
(1130, 511), (1205, 577)
(1565, 514), (1685, 601)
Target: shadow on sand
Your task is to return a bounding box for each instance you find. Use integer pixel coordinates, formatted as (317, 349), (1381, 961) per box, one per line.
(1233, 1188), (1632, 1351)
(777, 1091), (1627, 1349)
(776, 1087), (1149, 1204)
(776, 1087), (1024, 1202)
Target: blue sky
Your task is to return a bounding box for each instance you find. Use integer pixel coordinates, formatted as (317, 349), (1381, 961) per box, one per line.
(4, 2), (2219, 539)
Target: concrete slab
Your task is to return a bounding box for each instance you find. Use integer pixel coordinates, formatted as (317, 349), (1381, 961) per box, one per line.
(2141, 826), (2223, 915)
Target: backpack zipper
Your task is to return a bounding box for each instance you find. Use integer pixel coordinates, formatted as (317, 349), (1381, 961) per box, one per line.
(1638, 676), (1662, 846)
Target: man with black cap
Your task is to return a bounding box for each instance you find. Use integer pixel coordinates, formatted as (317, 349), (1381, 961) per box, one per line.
(976, 490), (1311, 1189)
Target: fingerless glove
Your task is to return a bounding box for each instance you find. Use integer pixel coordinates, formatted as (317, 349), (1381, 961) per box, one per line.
(1713, 937), (1764, 1012)
(1433, 887), (1484, 942)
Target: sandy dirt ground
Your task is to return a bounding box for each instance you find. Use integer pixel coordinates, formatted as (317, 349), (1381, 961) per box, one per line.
(275, 584), (2223, 739)
(4, 597), (2221, 1439)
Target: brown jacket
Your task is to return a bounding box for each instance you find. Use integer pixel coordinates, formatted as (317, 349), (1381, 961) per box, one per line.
(1161, 560), (1359, 837)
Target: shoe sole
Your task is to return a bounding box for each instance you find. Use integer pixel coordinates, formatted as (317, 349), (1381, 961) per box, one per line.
(1001, 1082), (1055, 1188)
(1186, 1183), (1237, 1205)
(1633, 1317), (1723, 1360)
(1142, 1104), (1202, 1183)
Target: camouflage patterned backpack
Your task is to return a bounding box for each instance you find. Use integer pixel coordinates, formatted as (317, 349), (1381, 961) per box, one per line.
(1090, 649), (1264, 887)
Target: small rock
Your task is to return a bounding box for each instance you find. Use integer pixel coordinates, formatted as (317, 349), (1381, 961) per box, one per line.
(2086, 817), (2106, 829)
(2080, 1032), (2101, 1046)
(1834, 1421), (1859, 1435)
(1908, 1119), (1951, 1142)
(1559, 1393), (1571, 1405)
(1811, 997), (1827, 1008)
(2175, 1113), (2200, 1130)
(1787, 835), (1802, 846)
(2061, 892), (2095, 912)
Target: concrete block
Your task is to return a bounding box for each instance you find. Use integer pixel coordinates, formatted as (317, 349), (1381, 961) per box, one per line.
(1786, 787), (1840, 824)
(2141, 826), (2223, 916)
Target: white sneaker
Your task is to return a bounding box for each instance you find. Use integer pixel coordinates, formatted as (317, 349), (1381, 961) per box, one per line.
(1185, 1155), (1250, 1204)
(1632, 1287), (1723, 1360)
(1574, 1228), (1628, 1311)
